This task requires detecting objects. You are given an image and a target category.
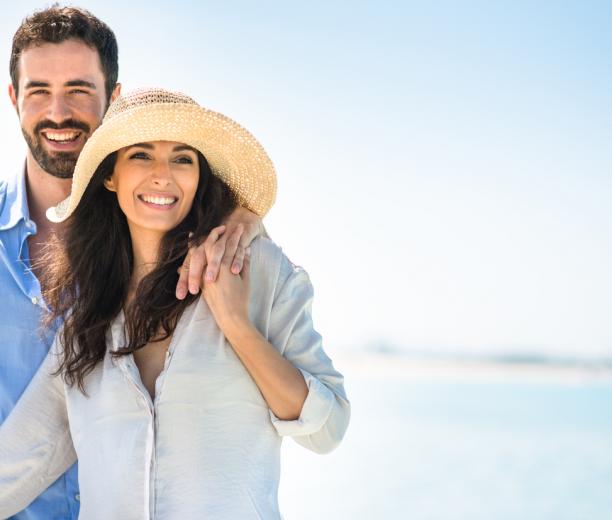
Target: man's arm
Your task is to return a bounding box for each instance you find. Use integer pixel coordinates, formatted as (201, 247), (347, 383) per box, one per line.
(0, 346), (76, 517)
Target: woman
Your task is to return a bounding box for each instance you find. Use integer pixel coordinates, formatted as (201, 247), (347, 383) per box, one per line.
(0, 88), (350, 519)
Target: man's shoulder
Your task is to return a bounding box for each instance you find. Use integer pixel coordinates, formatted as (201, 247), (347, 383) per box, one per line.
(0, 172), (27, 230)
(0, 178), (9, 227)
(0, 177), (8, 210)
(0, 171), (21, 192)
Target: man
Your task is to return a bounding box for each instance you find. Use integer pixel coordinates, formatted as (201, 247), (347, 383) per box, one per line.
(0, 6), (261, 519)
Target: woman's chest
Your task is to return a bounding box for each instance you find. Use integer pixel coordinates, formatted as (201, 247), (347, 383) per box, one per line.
(132, 335), (172, 399)
(67, 315), (267, 431)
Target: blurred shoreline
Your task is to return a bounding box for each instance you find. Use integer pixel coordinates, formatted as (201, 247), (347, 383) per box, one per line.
(336, 350), (612, 384)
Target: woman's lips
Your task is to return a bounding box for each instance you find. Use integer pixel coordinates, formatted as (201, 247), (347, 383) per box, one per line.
(137, 194), (179, 210)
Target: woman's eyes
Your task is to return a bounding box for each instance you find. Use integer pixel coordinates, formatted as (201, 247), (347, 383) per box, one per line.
(127, 152), (194, 164)
(129, 152), (151, 160)
(174, 156), (194, 164)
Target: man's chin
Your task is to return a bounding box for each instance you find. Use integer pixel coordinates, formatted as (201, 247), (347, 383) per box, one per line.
(22, 130), (80, 179)
(35, 153), (78, 179)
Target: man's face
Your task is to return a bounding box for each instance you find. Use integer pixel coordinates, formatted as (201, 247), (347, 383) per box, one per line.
(10, 39), (108, 178)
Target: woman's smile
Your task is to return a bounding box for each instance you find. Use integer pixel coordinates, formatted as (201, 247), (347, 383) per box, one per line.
(137, 192), (179, 210)
(106, 140), (200, 235)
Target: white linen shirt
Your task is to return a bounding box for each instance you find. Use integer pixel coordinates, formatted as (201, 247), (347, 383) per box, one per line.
(0, 237), (350, 519)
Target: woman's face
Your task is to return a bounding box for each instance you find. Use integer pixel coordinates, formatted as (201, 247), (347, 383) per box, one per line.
(106, 140), (200, 236)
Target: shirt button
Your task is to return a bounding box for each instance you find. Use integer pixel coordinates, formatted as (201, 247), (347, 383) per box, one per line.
(31, 297), (38, 305)
(75, 493), (80, 501)
(26, 220), (35, 229)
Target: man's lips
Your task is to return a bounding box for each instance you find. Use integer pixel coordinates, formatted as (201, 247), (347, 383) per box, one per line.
(40, 130), (84, 151)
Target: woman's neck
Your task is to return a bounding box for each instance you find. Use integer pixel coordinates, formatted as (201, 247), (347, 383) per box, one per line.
(127, 225), (164, 302)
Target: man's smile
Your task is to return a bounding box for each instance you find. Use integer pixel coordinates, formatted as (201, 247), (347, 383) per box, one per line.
(40, 129), (84, 151)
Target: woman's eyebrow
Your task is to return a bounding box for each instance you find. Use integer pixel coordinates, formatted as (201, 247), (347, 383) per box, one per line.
(125, 143), (154, 150)
(124, 143), (196, 152)
(173, 145), (197, 153)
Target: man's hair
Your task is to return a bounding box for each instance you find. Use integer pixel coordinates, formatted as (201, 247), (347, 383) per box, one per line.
(10, 5), (119, 103)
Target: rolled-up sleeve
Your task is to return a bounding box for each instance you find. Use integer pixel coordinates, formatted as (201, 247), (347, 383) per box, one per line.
(0, 340), (76, 518)
(266, 258), (350, 454)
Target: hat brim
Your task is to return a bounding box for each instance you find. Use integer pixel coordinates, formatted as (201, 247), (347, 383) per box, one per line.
(47, 102), (276, 223)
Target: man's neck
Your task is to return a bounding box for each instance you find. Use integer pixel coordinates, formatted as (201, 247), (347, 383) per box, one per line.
(24, 152), (72, 232)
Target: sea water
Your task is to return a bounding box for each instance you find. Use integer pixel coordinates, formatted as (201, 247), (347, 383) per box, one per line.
(279, 359), (612, 519)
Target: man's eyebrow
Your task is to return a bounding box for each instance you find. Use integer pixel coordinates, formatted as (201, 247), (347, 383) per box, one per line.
(23, 80), (98, 90)
(24, 81), (50, 89)
(65, 80), (97, 89)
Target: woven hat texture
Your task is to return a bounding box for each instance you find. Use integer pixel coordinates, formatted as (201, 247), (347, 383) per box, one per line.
(47, 88), (276, 222)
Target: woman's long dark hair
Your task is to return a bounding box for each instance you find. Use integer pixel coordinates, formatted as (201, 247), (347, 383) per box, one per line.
(41, 150), (237, 392)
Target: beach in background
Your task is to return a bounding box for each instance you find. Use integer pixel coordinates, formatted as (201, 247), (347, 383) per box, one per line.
(279, 353), (612, 519)
(0, 3), (610, 518)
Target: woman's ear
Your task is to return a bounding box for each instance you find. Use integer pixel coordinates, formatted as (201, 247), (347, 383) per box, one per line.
(104, 178), (116, 192)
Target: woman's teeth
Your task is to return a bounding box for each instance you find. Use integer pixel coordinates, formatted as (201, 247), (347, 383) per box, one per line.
(140, 195), (177, 206)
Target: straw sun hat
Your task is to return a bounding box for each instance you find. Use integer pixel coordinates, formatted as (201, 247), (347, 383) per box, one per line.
(46, 87), (277, 222)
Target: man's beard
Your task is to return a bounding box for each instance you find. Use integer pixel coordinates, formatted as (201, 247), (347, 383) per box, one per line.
(22, 119), (91, 179)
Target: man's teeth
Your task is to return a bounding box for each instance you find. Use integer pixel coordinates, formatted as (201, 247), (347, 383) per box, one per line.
(45, 131), (79, 142)
(141, 195), (177, 205)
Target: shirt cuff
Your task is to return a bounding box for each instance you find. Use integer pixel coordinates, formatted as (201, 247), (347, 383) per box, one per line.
(268, 368), (336, 437)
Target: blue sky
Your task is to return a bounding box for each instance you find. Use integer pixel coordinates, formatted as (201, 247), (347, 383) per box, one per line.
(1, 1), (611, 357)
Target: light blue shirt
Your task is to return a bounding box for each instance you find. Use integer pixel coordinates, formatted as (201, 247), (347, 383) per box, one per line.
(0, 171), (79, 520)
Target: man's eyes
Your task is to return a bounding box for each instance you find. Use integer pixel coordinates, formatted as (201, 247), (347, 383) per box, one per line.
(27, 89), (90, 96)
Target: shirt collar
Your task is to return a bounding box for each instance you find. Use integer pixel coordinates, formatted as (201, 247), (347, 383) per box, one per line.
(0, 167), (30, 231)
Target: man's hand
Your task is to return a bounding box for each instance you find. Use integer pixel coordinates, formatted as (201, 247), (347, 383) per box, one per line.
(175, 208), (262, 299)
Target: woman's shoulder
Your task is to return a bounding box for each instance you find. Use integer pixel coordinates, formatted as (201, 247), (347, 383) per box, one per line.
(249, 236), (311, 294)
(249, 235), (283, 266)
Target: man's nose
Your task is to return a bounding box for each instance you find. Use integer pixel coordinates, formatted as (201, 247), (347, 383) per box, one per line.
(46, 94), (72, 123)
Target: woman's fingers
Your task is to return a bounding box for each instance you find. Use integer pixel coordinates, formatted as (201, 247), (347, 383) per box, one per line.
(186, 226), (223, 293)
(203, 226), (229, 282)
(241, 249), (251, 283)
(231, 246), (246, 275)
(221, 224), (244, 274)
(187, 243), (207, 294)
(178, 224), (250, 295)
(175, 249), (191, 299)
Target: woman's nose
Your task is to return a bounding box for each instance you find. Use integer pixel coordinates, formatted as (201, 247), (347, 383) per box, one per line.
(151, 162), (172, 185)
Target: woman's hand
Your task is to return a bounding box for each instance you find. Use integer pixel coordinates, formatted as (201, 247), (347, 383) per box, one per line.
(199, 225), (252, 336)
(197, 226), (309, 421)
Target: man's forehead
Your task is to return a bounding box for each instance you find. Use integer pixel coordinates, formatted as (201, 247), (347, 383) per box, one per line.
(18, 39), (104, 85)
